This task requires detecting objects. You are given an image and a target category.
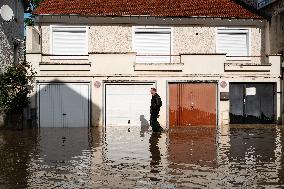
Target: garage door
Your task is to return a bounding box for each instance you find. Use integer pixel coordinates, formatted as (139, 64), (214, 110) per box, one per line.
(230, 83), (275, 124)
(38, 83), (90, 127)
(105, 84), (154, 126)
(169, 83), (217, 127)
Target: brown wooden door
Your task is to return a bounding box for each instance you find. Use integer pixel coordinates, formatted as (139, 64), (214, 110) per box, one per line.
(169, 83), (217, 127)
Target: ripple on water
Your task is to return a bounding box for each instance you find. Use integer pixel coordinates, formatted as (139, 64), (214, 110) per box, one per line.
(0, 125), (283, 188)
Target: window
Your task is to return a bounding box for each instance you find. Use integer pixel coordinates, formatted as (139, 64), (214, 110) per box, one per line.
(51, 26), (88, 55)
(134, 27), (172, 63)
(217, 28), (250, 57)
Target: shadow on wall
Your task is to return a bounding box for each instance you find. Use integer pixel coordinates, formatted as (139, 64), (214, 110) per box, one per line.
(28, 80), (101, 128)
(140, 114), (150, 137)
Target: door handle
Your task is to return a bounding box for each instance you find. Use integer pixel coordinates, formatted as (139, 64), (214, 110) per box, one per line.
(63, 113), (67, 116)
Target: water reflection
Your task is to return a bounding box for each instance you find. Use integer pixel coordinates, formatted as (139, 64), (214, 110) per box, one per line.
(149, 132), (162, 181)
(0, 125), (283, 188)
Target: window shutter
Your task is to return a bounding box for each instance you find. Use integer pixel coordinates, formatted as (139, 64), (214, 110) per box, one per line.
(134, 27), (171, 63)
(217, 29), (249, 56)
(52, 26), (87, 55)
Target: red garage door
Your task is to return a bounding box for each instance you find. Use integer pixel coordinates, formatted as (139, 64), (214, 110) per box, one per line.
(169, 83), (217, 127)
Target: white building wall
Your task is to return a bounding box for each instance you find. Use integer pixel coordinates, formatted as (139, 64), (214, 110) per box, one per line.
(25, 18), (282, 128)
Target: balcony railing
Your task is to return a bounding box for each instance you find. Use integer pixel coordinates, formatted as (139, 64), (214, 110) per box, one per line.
(225, 55), (270, 65)
(224, 55), (277, 72)
(136, 54), (181, 64)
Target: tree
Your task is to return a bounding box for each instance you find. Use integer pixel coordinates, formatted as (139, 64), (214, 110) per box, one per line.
(24, 0), (42, 26)
(0, 61), (36, 114)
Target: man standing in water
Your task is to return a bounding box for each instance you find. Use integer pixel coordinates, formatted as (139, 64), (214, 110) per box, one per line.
(150, 88), (163, 132)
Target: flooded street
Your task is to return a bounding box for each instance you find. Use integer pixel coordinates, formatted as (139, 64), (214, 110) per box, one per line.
(0, 125), (284, 188)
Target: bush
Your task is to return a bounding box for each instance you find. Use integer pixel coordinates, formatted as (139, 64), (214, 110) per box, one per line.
(0, 62), (36, 114)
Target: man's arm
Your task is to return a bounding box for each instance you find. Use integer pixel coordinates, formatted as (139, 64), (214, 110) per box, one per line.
(156, 95), (162, 108)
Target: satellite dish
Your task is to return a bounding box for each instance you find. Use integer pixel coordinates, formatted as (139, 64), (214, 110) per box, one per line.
(0, 5), (14, 22)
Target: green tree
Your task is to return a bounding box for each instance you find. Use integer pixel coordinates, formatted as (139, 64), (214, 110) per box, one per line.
(0, 61), (36, 114)
(25, 0), (42, 26)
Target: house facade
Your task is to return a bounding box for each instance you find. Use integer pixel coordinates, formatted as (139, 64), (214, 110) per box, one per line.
(26, 0), (282, 128)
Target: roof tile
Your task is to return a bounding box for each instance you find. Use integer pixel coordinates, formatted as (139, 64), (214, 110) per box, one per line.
(34, 0), (263, 19)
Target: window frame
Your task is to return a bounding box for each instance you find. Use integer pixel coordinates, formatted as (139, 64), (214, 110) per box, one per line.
(132, 26), (173, 63)
(50, 25), (89, 59)
(216, 27), (251, 61)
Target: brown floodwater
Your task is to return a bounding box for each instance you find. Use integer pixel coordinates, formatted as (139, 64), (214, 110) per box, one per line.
(0, 125), (284, 188)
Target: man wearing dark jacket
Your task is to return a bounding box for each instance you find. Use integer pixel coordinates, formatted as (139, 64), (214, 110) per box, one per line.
(150, 88), (163, 132)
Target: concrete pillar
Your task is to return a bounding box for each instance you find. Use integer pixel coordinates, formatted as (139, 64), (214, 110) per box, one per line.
(156, 79), (167, 129)
(92, 78), (104, 127)
(218, 80), (230, 126)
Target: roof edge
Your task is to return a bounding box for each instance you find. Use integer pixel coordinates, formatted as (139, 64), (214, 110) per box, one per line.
(32, 14), (266, 20)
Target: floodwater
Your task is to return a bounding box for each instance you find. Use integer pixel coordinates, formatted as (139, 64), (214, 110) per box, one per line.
(0, 125), (284, 188)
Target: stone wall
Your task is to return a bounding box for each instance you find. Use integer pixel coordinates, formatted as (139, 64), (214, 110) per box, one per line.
(0, 0), (25, 74)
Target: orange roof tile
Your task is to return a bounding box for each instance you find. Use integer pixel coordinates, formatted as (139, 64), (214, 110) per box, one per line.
(34, 0), (263, 19)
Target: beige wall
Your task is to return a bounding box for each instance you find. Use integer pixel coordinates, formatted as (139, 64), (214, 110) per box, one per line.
(26, 52), (282, 127)
(89, 26), (132, 53)
(37, 25), (266, 58)
(25, 19), (282, 127)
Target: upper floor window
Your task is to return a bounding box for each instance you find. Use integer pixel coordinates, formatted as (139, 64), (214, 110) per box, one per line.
(51, 26), (88, 55)
(217, 28), (250, 57)
(133, 26), (172, 63)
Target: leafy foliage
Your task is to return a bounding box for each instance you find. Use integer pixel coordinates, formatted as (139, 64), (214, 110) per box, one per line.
(31, 0), (42, 8)
(0, 62), (36, 113)
(25, 0), (43, 26)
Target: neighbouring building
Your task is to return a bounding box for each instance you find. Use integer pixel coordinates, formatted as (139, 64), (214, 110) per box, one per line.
(0, 0), (30, 126)
(262, 0), (284, 55)
(26, 0), (282, 128)
(0, 0), (29, 72)
(242, 0), (284, 55)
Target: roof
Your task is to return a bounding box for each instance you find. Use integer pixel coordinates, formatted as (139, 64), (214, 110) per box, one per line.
(33, 0), (263, 19)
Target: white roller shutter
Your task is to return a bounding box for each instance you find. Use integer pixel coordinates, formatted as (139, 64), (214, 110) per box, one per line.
(217, 29), (249, 56)
(134, 27), (171, 63)
(105, 84), (154, 126)
(52, 26), (87, 55)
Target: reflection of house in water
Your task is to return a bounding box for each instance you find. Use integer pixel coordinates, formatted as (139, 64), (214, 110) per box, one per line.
(217, 126), (284, 187)
(27, 127), (101, 188)
(168, 127), (217, 167)
(0, 129), (38, 188)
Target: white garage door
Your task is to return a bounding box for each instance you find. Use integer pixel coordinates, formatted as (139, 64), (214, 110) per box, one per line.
(105, 84), (154, 126)
(38, 83), (90, 127)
